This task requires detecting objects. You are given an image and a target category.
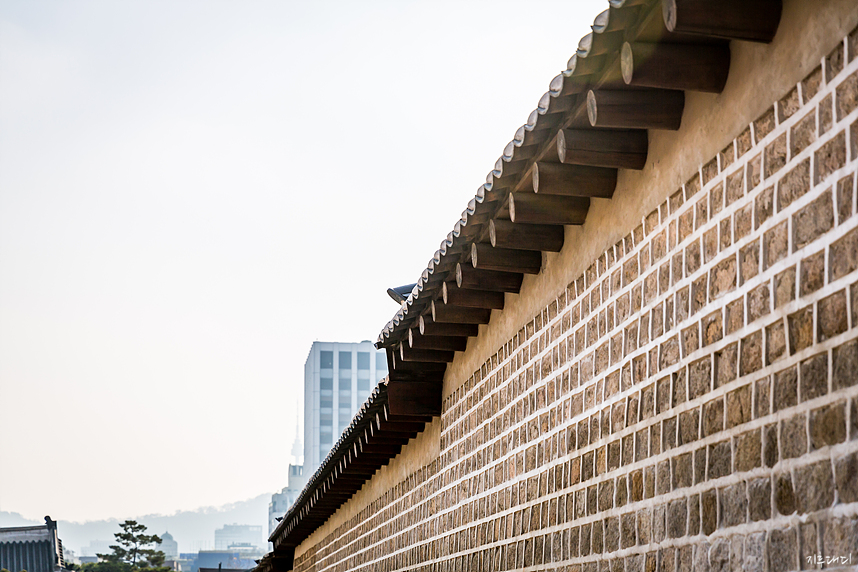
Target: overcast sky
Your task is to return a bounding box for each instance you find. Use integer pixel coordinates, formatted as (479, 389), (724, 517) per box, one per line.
(0, 0), (605, 523)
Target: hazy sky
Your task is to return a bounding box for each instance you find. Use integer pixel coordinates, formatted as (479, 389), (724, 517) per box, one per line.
(0, 0), (605, 523)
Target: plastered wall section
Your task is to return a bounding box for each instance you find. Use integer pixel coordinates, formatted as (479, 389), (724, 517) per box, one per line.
(291, 5), (858, 572)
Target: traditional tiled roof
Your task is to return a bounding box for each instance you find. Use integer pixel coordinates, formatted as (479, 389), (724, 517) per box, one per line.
(266, 0), (783, 565)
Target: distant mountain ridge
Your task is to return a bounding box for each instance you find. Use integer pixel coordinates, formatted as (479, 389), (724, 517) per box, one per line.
(0, 493), (272, 555)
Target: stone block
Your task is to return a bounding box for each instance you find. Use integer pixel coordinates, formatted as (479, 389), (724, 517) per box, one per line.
(656, 376), (671, 414)
(765, 133), (787, 178)
(834, 451), (858, 503)
(708, 440), (731, 479)
(701, 489), (717, 534)
(747, 282), (770, 323)
(748, 477), (771, 521)
(737, 126), (753, 157)
(675, 217), (693, 257)
(810, 402), (846, 449)
(780, 414), (807, 459)
(777, 158), (810, 211)
(790, 110), (816, 157)
(817, 289), (847, 341)
(682, 323), (700, 356)
(778, 85), (801, 122)
(775, 472), (795, 515)
(740, 331), (763, 376)
(800, 522), (819, 571)
(820, 93), (833, 134)
(724, 298), (745, 334)
(660, 335), (680, 369)
(604, 516), (619, 552)
(679, 408), (700, 445)
(822, 517), (858, 570)
(727, 169), (745, 206)
(672, 452), (692, 490)
(709, 183), (724, 218)
(735, 204), (753, 241)
(755, 376), (771, 418)
(702, 310), (723, 346)
(694, 448), (706, 485)
(710, 256), (737, 301)
(766, 319), (787, 365)
(754, 106), (775, 143)
(638, 508), (652, 546)
(837, 173), (854, 224)
(703, 226), (718, 263)
(774, 266), (796, 308)
(799, 250), (825, 296)
(667, 498), (688, 538)
(832, 338), (858, 390)
(598, 479), (614, 512)
(673, 369), (687, 406)
(630, 469), (643, 502)
(692, 274), (708, 315)
(719, 482), (747, 528)
(726, 384), (751, 429)
(745, 532), (767, 572)
(688, 357), (711, 400)
(702, 397), (724, 437)
(829, 227), (858, 280)
(802, 64), (823, 99)
(755, 185), (774, 229)
(853, 116), (858, 161)
(793, 189), (834, 250)
(787, 306), (813, 354)
(720, 218), (732, 251)
(793, 460), (834, 513)
(799, 352), (827, 402)
(764, 221), (789, 268)
(814, 131), (847, 184)
(739, 241), (760, 284)
(836, 69), (858, 120)
(714, 342), (738, 388)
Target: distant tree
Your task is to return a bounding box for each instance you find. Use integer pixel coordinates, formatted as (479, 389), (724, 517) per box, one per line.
(88, 520), (168, 572)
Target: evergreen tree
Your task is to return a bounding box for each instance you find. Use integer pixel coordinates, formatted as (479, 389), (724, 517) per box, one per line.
(92, 520), (168, 571)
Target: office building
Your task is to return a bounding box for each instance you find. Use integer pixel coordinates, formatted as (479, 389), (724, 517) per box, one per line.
(302, 341), (387, 472)
(212, 525), (261, 551)
(267, 464), (306, 538)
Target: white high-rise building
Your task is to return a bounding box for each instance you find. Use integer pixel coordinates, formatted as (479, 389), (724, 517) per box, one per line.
(303, 341), (388, 473)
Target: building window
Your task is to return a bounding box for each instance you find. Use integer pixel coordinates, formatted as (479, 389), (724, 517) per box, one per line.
(320, 351), (333, 369)
(357, 352), (370, 369)
(320, 428), (332, 445)
(339, 351), (351, 369)
(320, 375), (333, 390)
(376, 352), (388, 371)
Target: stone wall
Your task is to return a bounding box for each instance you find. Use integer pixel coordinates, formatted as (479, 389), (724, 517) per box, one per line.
(292, 20), (858, 572)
